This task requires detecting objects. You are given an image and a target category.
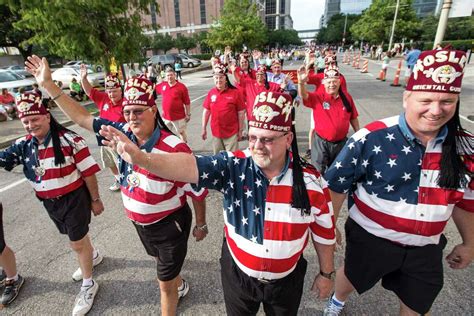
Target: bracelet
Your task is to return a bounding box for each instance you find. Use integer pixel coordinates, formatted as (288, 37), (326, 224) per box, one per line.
(51, 91), (64, 101)
(319, 270), (336, 280)
(193, 224), (208, 233)
(92, 197), (101, 202)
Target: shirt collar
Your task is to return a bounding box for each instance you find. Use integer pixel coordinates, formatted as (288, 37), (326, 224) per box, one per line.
(131, 125), (161, 153)
(254, 152), (290, 183)
(32, 131), (52, 147)
(399, 112), (448, 146)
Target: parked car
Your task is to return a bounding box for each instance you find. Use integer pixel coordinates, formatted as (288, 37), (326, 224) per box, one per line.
(147, 54), (176, 69)
(52, 67), (104, 88)
(1, 65), (32, 78)
(64, 60), (103, 72)
(0, 69), (35, 94)
(173, 54), (201, 68)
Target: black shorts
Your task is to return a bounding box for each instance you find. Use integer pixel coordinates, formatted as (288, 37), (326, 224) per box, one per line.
(344, 217), (447, 314)
(41, 185), (91, 242)
(133, 203), (192, 282)
(220, 240), (307, 316)
(0, 203), (5, 253)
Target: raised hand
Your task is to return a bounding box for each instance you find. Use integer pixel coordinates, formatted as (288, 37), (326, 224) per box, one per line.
(99, 125), (141, 165)
(24, 55), (53, 87)
(80, 64), (88, 81)
(297, 65), (308, 84)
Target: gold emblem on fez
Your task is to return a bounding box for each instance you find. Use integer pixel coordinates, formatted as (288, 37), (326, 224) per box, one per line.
(253, 105), (280, 123)
(124, 87), (144, 100)
(17, 101), (32, 112)
(431, 65), (462, 84)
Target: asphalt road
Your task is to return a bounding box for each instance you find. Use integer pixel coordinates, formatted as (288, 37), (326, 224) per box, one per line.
(0, 58), (473, 315)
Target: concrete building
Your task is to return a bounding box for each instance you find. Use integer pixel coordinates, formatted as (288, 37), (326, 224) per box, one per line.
(340, 0), (371, 14)
(261, 0), (294, 30)
(321, 0), (341, 26)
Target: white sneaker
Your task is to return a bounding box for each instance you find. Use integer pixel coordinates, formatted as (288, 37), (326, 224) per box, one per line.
(323, 295), (345, 316)
(177, 279), (189, 299)
(109, 181), (120, 191)
(72, 251), (104, 282)
(72, 281), (99, 315)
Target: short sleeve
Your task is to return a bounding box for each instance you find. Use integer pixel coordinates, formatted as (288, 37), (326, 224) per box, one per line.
(0, 141), (24, 171)
(192, 152), (231, 192)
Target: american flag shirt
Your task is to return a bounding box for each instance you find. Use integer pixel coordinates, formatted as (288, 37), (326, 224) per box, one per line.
(0, 131), (100, 199)
(93, 118), (208, 225)
(325, 114), (474, 247)
(194, 149), (335, 280)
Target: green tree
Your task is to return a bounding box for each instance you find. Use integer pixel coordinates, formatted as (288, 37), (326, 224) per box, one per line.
(316, 13), (360, 44)
(419, 15), (474, 42)
(350, 0), (420, 44)
(0, 3), (33, 60)
(267, 29), (302, 48)
(175, 34), (197, 54)
(193, 31), (211, 53)
(206, 0), (267, 51)
(150, 33), (175, 54)
(5, 0), (157, 71)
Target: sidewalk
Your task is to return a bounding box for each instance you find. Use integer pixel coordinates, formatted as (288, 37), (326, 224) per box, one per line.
(0, 61), (212, 149)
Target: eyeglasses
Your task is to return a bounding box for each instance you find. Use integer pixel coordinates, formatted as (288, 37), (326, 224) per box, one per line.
(248, 133), (288, 145)
(122, 108), (152, 117)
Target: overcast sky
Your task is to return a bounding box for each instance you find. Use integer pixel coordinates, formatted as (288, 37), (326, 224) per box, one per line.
(291, 0), (325, 30)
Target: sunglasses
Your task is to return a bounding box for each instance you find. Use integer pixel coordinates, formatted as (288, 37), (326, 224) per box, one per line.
(248, 133), (288, 145)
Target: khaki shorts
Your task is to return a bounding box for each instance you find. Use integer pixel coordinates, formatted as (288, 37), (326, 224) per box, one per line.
(213, 134), (238, 154)
(163, 118), (187, 135)
(100, 146), (118, 169)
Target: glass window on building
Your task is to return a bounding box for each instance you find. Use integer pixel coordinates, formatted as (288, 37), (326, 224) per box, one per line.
(280, 0), (286, 13)
(174, 0), (181, 27)
(200, 0), (206, 24)
(266, 16), (276, 29)
(266, 0), (276, 14)
(150, 2), (157, 28)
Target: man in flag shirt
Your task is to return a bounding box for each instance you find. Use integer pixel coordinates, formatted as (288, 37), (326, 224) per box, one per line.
(0, 92), (103, 315)
(25, 55), (208, 316)
(202, 64), (246, 154)
(97, 91), (336, 316)
(266, 59), (297, 100)
(81, 64), (125, 192)
(298, 64), (360, 175)
(155, 67), (191, 142)
(323, 49), (474, 316)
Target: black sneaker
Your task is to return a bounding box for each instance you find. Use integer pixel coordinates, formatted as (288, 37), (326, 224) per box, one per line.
(1, 275), (24, 306)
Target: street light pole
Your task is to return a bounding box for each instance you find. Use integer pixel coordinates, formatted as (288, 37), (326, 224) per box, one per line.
(433, 0), (452, 48)
(388, 0), (400, 52)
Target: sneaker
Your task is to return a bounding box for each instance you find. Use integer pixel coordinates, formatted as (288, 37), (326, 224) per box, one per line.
(72, 251), (104, 282)
(72, 281), (99, 315)
(323, 295), (345, 316)
(109, 181), (120, 191)
(177, 279), (189, 299)
(1, 275), (25, 306)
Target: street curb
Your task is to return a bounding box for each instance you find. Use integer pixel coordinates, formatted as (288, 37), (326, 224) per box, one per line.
(0, 64), (213, 149)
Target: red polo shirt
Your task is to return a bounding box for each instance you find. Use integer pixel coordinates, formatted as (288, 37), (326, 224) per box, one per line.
(89, 88), (125, 123)
(0, 92), (15, 105)
(308, 71), (348, 92)
(240, 78), (282, 117)
(155, 81), (190, 121)
(203, 87), (245, 139)
(303, 89), (358, 142)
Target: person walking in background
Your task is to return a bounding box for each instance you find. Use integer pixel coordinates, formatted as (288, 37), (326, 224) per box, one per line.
(174, 58), (183, 80)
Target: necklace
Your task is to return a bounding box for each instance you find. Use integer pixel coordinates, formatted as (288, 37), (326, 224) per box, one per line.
(33, 139), (50, 179)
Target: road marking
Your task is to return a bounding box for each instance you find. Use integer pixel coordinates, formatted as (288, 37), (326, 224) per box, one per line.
(366, 73), (374, 77)
(460, 114), (473, 124)
(0, 178), (27, 193)
(190, 94), (207, 104)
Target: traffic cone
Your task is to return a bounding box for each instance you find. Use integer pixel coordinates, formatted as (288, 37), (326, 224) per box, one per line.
(376, 68), (385, 81)
(352, 54), (356, 67)
(355, 53), (361, 69)
(390, 60), (403, 87)
(345, 53), (350, 65)
(360, 59), (369, 73)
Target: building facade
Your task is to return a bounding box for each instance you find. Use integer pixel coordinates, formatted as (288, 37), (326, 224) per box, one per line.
(340, 0), (371, 14)
(261, 0), (293, 30)
(321, 0), (341, 26)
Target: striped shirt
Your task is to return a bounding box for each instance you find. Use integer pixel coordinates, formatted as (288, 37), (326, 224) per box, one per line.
(93, 118), (208, 225)
(325, 114), (474, 246)
(194, 149), (335, 280)
(0, 131), (100, 199)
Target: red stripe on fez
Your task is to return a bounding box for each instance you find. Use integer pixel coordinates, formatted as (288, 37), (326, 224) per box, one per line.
(353, 193), (447, 236)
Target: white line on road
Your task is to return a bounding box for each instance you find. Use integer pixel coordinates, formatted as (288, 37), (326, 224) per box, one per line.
(460, 114), (473, 124)
(190, 94), (207, 104)
(0, 178), (27, 193)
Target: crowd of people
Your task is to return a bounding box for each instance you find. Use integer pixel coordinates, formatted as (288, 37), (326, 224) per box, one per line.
(0, 44), (472, 316)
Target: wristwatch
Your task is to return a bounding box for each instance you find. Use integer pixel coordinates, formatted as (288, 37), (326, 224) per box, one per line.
(319, 270), (336, 280)
(193, 224), (208, 234)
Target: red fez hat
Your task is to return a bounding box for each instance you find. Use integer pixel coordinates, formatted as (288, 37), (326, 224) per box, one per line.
(406, 49), (466, 94)
(256, 64), (267, 74)
(213, 64), (227, 75)
(123, 76), (155, 107)
(248, 92), (293, 132)
(324, 65), (340, 79)
(105, 74), (121, 89)
(16, 92), (48, 119)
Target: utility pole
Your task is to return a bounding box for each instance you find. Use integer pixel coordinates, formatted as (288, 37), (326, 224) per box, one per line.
(388, 0), (400, 52)
(342, 13), (348, 43)
(433, 0), (452, 48)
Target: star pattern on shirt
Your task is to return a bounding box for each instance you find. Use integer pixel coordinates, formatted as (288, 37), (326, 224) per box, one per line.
(239, 173), (246, 181)
(334, 161), (342, 169)
(245, 189), (252, 198)
(372, 145), (382, 154)
(361, 159), (369, 168)
(402, 172), (411, 181)
(401, 146), (412, 155)
(348, 142), (355, 150)
(374, 170), (382, 179)
(253, 207), (260, 216)
(201, 172), (209, 180)
(385, 184), (394, 192)
(387, 158), (397, 168)
(241, 216), (248, 225)
(386, 133), (395, 141)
